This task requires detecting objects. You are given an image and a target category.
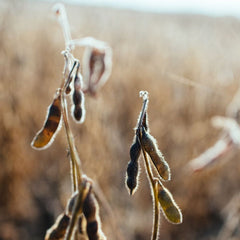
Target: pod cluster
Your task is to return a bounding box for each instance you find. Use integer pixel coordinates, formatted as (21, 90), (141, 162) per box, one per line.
(32, 6), (113, 240)
(125, 91), (182, 225)
(67, 189), (106, 240)
(45, 182), (106, 240)
(31, 61), (86, 150)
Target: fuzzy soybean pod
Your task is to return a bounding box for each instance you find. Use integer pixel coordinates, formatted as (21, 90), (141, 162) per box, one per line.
(83, 188), (106, 240)
(140, 127), (171, 181)
(156, 181), (182, 224)
(126, 137), (141, 195)
(31, 91), (62, 150)
(45, 213), (70, 240)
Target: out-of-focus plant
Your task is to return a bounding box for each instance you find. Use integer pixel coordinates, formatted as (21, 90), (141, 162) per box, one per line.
(188, 87), (240, 172)
(31, 4), (112, 239)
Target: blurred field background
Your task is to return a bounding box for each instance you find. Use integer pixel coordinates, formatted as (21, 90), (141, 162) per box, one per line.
(0, 1), (240, 239)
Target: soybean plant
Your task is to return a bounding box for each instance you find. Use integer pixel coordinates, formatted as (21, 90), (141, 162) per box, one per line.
(31, 4), (112, 240)
(126, 91), (182, 240)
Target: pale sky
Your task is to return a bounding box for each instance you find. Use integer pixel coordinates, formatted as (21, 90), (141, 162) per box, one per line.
(58, 0), (240, 17)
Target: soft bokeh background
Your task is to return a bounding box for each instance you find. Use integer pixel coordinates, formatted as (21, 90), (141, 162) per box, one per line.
(0, 0), (240, 239)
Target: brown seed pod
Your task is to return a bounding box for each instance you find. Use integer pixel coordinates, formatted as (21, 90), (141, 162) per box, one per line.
(156, 181), (182, 224)
(126, 137), (141, 195)
(83, 188), (106, 240)
(140, 127), (171, 181)
(71, 90), (85, 123)
(82, 45), (112, 95)
(45, 213), (70, 240)
(31, 90), (62, 150)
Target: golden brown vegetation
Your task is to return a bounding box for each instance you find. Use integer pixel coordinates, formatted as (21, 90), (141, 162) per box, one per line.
(0, 1), (240, 239)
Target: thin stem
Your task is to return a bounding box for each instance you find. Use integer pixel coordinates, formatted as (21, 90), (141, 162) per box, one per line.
(61, 60), (83, 188)
(61, 58), (79, 192)
(69, 153), (77, 193)
(152, 183), (160, 240)
(138, 131), (160, 240)
(61, 89), (83, 188)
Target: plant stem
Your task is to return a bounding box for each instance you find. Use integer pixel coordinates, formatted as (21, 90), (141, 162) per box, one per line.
(61, 58), (80, 192)
(53, 3), (72, 49)
(61, 89), (83, 188)
(138, 132), (160, 240)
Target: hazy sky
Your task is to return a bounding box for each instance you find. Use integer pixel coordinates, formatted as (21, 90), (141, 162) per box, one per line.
(60, 0), (240, 17)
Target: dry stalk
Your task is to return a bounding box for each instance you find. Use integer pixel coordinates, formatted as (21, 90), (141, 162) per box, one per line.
(31, 3), (112, 240)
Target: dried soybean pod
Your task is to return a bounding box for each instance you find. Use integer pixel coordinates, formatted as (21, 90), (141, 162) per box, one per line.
(83, 188), (106, 240)
(45, 213), (70, 240)
(126, 137), (141, 195)
(71, 73), (86, 123)
(156, 182), (182, 224)
(72, 74), (82, 105)
(31, 91), (62, 150)
(141, 127), (171, 181)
